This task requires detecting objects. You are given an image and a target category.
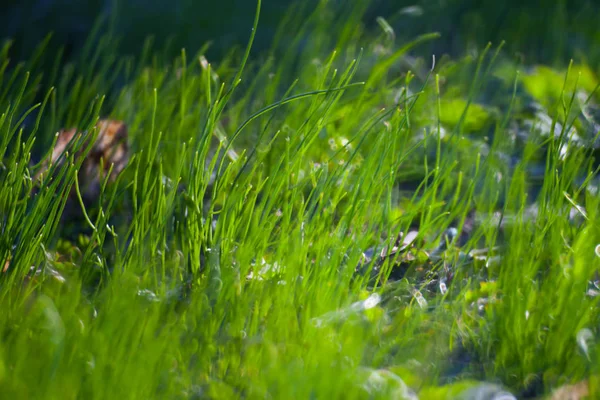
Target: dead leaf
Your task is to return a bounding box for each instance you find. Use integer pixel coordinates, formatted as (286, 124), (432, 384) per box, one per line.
(550, 380), (589, 400)
(35, 119), (129, 202)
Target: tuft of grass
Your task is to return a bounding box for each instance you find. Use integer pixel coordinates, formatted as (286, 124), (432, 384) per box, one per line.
(1, 1), (599, 398)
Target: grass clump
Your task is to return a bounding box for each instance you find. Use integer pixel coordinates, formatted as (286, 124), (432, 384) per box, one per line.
(1, 1), (600, 398)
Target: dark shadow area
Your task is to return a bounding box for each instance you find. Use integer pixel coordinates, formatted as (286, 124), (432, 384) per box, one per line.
(2, 0), (600, 66)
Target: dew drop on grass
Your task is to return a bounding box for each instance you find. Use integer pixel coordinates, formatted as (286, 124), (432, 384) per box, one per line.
(413, 291), (427, 309)
(363, 293), (381, 310)
(595, 244), (600, 258)
(138, 289), (160, 302)
(439, 282), (447, 295)
(86, 357), (95, 372)
(459, 383), (516, 400)
(362, 368), (418, 400)
(577, 328), (594, 360)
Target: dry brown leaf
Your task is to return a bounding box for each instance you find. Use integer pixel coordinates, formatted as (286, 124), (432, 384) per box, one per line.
(36, 119), (129, 202)
(550, 379), (589, 400)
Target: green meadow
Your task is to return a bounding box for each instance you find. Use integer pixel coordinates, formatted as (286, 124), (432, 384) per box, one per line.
(1, 1), (599, 398)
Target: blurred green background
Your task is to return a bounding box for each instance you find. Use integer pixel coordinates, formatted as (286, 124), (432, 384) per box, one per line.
(2, 0), (600, 66)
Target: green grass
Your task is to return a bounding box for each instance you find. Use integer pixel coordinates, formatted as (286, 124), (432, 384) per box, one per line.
(1, 1), (600, 398)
